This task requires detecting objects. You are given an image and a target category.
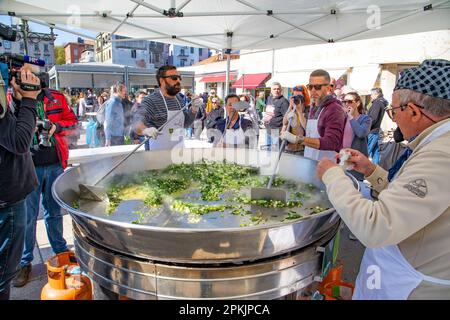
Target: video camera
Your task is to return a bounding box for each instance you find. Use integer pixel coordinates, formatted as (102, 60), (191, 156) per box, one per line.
(0, 53), (48, 91)
(34, 119), (53, 150)
(292, 94), (304, 105)
(0, 22), (48, 91)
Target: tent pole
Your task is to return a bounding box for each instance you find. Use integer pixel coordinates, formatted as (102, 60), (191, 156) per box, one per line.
(55, 67), (59, 90)
(124, 66), (130, 92)
(225, 53), (230, 97)
(225, 32), (233, 98)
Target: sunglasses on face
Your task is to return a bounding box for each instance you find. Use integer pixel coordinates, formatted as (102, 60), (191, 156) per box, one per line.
(307, 83), (329, 90)
(161, 75), (182, 81)
(343, 99), (355, 105)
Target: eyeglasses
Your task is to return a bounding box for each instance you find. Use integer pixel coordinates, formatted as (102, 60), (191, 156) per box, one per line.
(385, 104), (407, 119)
(343, 99), (355, 105)
(307, 83), (329, 91)
(387, 103), (437, 123)
(161, 75), (182, 81)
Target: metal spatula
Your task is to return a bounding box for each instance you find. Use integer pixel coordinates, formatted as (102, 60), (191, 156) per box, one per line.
(250, 117), (293, 202)
(79, 102), (191, 202)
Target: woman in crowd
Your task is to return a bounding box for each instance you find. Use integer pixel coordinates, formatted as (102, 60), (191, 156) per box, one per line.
(205, 97), (224, 143)
(78, 91), (88, 120)
(341, 91), (372, 181)
(240, 94), (260, 145)
(280, 86), (308, 155)
(95, 94), (107, 146)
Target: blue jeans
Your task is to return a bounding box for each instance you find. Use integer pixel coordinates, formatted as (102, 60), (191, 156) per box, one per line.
(265, 128), (280, 151)
(21, 163), (68, 267)
(185, 127), (193, 138)
(368, 132), (380, 165)
(0, 200), (27, 299)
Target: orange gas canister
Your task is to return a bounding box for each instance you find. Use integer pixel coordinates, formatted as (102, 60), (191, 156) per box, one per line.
(41, 251), (92, 300)
(319, 265), (355, 300)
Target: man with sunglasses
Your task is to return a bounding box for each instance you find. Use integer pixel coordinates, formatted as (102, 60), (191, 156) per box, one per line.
(316, 59), (450, 299)
(281, 69), (345, 161)
(133, 65), (198, 151)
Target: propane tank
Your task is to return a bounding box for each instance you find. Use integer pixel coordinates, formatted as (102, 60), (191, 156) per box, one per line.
(41, 251), (92, 300)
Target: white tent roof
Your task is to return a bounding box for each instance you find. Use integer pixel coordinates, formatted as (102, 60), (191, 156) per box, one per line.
(1, 0), (450, 52)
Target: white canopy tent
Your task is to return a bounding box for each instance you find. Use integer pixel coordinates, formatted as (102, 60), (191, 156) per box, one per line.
(2, 0), (449, 94)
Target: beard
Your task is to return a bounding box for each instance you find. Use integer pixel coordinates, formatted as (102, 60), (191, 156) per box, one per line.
(166, 83), (181, 96)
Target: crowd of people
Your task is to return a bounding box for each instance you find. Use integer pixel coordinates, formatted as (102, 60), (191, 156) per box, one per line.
(62, 66), (386, 165)
(1, 60), (449, 300)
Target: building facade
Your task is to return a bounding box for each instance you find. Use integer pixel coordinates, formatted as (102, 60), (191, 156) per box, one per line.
(80, 50), (95, 63)
(180, 30), (450, 132)
(64, 38), (94, 64)
(0, 26), (56, 71)
(169, 45), (209, 68)
(95, 33), (170, 69)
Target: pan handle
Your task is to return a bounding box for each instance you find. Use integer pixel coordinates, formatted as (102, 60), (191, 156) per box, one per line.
(267, 117), (293, 189)
(94, 101), (192, 186)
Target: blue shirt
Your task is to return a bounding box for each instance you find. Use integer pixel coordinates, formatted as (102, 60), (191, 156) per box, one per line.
(104, 95), (124, 140)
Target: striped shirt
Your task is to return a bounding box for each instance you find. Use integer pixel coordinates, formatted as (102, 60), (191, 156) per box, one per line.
(134, 91), (195, 129)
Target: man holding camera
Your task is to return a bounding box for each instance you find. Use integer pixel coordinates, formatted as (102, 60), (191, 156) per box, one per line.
(0, 69), (41, 300)
(11, 81), (78, 288)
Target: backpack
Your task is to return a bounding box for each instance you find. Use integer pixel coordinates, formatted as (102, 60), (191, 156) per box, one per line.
(96, 101), (107, 125)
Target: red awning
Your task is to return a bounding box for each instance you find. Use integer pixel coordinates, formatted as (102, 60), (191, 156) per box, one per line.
(232, 73), (271, 89)
(200, 73), (237, 83)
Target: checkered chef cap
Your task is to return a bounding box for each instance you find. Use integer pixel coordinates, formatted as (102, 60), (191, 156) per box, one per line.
(394, 59), (450, 100)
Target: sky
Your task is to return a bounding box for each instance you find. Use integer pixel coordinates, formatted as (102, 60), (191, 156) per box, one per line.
(0, 15), (97, 46)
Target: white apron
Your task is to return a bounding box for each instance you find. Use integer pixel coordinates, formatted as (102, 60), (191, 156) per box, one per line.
(222, 116), (246, 148)
(304, 107), (337, 161)
(353, 120), (450, 300)
(148, 91), (185, 151)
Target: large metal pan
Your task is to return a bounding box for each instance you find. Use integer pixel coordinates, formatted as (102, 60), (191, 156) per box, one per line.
(53, 148), (340, 264)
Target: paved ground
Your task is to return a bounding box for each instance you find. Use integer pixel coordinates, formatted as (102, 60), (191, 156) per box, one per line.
(10, 211), (74, 300)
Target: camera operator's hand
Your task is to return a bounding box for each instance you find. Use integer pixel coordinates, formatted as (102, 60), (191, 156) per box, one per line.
(289, 96), (295, 109)
(284, 106), (298, 128)
(11, 69), (41, 100)
(289, 95), (304, 109)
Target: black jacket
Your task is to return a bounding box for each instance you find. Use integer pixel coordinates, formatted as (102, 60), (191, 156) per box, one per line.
(0, 98), (38, 208)
(267, 95), (289, 129)
(368, 96), (388, 134)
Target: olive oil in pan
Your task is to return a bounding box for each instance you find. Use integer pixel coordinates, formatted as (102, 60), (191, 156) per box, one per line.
(75, 162), (331, 228)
